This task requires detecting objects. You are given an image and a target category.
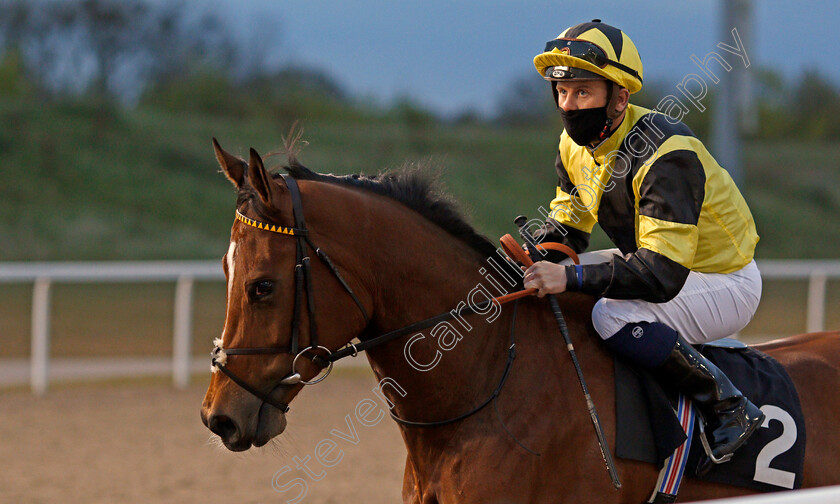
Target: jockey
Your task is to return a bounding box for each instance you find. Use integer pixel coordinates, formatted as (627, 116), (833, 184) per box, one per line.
(523, 20), (765, 474)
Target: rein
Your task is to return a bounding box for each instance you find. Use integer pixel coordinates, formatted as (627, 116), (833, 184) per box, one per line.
(211, 174), (578, 432)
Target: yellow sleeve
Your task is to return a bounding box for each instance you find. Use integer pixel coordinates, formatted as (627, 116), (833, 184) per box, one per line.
(548, 185), (597, 233)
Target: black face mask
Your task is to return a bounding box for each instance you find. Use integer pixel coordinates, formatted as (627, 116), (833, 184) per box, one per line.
(560, 106), (609, 146)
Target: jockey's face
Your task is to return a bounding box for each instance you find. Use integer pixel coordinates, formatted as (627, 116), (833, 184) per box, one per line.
(555, 79), (609, 111)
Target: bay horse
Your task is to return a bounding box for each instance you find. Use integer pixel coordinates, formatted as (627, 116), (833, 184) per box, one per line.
(201, 139), (840, 503)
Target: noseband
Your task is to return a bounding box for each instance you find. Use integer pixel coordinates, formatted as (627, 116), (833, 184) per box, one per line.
(211, 174), (370, 413)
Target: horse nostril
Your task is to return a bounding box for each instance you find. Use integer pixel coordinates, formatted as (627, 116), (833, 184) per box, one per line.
(208, 414), (239, 441)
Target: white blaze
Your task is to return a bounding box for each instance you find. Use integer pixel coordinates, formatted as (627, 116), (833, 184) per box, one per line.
(219, 240), (237, 349)
(226, 241), (237, 299)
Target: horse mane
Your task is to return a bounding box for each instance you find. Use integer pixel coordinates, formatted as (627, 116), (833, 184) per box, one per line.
(275, 160), (499, 259)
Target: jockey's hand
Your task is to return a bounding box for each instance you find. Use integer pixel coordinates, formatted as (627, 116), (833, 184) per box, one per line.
(523, 262), (567, 298)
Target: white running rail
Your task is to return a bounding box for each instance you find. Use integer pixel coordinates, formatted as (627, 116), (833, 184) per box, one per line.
(0, 259), (837, 395)
(0, 261), (222, 395)
(757, 260), (840, 334)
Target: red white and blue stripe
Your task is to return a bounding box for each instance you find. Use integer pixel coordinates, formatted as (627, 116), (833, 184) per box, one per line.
(649, 394), (696, 502)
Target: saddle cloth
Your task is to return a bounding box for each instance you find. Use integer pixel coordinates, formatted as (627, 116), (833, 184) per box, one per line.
(614, 339), (806, 492)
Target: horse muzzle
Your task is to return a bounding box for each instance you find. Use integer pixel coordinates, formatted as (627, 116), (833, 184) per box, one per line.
(202, 401), (288, 451)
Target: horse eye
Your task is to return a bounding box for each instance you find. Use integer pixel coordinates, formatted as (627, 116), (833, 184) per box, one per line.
(249, 280), (275, 300)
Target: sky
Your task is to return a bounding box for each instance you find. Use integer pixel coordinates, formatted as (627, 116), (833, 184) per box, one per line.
(207, 0), (835, 116)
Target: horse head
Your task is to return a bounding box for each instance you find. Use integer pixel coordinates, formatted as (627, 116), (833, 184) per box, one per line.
(201, 139), (372, 451)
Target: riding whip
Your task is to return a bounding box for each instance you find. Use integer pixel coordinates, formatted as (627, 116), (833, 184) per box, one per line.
(515, 216), (622, 490)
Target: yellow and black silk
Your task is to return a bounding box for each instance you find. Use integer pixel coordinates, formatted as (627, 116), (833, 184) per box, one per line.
(534, 20), (644, 94)
(534, 104), (759, 302)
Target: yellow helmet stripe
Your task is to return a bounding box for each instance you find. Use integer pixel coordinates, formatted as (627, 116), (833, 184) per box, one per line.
(576, 28), (618, 62)
(535, 20), (644, 94)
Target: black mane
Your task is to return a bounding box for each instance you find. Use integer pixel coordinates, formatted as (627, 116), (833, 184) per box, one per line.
(279, 162), (498, 258)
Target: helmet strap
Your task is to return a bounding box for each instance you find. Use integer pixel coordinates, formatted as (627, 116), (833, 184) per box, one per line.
(597, 82), (620, 141)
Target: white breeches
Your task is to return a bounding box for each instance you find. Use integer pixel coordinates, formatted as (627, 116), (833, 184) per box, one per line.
(563, 249), (762, 344)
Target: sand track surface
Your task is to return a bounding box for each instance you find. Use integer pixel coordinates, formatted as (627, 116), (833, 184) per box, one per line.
(2, 371), (405, 503)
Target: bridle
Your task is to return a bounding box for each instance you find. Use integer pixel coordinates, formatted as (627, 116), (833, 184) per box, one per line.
(211, 173), (577, 428)
(212, 174), (371, 413)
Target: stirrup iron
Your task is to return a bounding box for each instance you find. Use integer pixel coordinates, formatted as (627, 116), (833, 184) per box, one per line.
(697, 418), (734, 465)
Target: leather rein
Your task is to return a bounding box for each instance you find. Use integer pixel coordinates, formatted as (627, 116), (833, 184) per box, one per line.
(211, 174), (578, 427)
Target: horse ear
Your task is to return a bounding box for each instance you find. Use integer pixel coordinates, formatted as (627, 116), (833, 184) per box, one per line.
(213, 138), (246, 189)
(247, 148), (280, 208)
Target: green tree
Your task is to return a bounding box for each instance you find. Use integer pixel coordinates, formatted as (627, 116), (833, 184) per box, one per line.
(791, 69), (840, 140)
(495, 74), (553, 125)
(0, 49), (34, 97)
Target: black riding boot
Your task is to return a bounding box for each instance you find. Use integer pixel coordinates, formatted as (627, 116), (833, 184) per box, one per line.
(656, 336), (765, 475)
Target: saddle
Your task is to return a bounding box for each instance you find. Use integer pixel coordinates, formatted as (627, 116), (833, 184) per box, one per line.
(615, 339), (806, 494)
(495, 234), (807, 495)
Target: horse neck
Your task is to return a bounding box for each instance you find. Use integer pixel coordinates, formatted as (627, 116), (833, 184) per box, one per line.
(306, 182), (519, 423)
(303, 181), (613, 450)
(354, 208), (614, 457)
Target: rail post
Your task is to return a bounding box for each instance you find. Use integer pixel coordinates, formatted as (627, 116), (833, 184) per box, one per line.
(31, 276), (52, 396)
(172, 275), (194, 388)
(806, 271), (827, 333)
